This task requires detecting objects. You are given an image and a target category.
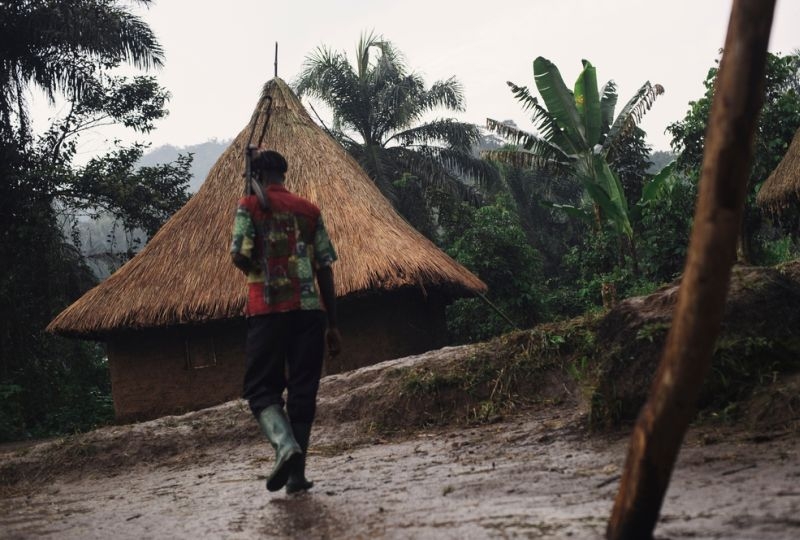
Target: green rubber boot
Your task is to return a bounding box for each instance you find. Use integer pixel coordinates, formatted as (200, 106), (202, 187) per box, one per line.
(286, 422), (314, 494)
(257, 405), (302, 492)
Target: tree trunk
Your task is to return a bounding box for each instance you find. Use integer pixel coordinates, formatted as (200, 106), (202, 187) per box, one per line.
(736, 204), (758, 263)
(628, 236), (640, 277)
(605, 1), (776, 539)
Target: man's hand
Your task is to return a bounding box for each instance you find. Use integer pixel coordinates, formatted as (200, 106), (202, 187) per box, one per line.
(231, 253), (254, 275)
(326, 327), (342, 358)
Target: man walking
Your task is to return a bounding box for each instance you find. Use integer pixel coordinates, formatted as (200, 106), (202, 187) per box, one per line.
(230, 147), (341, 493)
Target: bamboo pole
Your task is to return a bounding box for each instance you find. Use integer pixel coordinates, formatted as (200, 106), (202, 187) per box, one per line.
(606, 1), (776, 538)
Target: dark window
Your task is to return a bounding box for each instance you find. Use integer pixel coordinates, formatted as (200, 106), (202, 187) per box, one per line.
(186, 335), (217, 369)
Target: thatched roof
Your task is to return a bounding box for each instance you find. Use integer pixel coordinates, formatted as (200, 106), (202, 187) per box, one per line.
(757, 127), (800, 212)
(49, 78), (486, 339)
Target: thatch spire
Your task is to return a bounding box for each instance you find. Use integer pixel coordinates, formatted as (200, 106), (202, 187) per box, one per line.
(757, 127), (800, 212)
(48, 78), (486, 338)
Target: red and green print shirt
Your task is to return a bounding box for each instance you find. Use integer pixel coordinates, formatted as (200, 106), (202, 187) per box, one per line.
(230, 184), (337, 316)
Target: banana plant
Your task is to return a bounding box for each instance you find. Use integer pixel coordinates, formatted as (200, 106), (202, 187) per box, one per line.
(486, 57), (664, 239)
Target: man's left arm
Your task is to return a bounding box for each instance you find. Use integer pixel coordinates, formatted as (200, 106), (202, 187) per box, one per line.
(313, 215), (341, 357)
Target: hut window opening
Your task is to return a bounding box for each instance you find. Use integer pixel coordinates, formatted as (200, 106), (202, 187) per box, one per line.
(186, 335), (217, 369)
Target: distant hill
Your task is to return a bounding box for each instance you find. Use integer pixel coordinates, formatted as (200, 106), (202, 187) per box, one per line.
(67, 140), (231, 280)
(138, 139), (231, 193)
(648, 150), (677, 174)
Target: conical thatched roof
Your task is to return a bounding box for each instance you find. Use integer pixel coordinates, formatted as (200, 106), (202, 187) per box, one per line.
(757, 127), (800, 212)
(49, 78), (486, 339)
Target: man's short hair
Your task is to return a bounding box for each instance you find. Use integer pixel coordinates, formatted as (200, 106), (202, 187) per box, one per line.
(252, 149), (288, 174)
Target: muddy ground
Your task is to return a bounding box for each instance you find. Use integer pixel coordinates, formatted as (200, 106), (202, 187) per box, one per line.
(1, 354), (798, 539)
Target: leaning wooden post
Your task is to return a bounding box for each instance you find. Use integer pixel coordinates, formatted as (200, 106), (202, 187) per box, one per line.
(606, 1), (776, 538)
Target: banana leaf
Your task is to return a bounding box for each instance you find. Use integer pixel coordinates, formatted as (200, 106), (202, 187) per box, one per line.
(639, 161), (676, 203)
(599, 80), (618, 140)
(533, 57), (587, 151)
(575, 60), (601, 146)
(583, 155), (633, 237)
(602, 81), (664, 156)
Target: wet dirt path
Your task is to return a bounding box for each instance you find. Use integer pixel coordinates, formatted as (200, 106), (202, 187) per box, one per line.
(2, 409), (798, 539)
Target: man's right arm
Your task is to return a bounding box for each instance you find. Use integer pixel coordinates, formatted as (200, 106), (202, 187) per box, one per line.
(316, 266), (341, 357)
(230, 202), (256, 275)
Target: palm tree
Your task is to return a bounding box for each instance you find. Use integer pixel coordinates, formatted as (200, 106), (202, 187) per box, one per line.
(0, 0), (164, 137)
(294, 32), (495, 233)
(486, 57), (663, 239)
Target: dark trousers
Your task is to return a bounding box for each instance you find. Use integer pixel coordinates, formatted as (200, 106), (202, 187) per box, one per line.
(243, 310), (326, 423)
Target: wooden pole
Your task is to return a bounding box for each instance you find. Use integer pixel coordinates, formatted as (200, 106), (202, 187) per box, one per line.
(606, 1), (776, 538)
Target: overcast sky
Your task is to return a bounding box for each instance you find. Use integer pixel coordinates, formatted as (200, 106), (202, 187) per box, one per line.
(38, 0), (800, 161)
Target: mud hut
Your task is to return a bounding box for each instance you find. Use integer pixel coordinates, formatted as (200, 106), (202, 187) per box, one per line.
(48, 78), (486, 422)
(756, 126), (800, 212)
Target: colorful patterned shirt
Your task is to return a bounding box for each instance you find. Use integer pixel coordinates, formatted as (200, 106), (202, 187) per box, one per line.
(230, 184), (337, 316)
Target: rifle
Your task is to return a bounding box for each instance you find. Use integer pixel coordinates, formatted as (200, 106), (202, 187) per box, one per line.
(242, 93), (275, 303)
(244, 95), (273, 211)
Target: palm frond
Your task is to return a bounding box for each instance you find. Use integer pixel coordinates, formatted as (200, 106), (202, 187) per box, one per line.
(388, 119), (479, 151)
(369, 39), (406, 83)
(35, 2), (164, 70)
(2, 0), (164, 114)
(352, 142), (399, 202)
(599, 80), (618, 138)
(384, 146), (484, 204)
(485, 118), (571, 163)
(506, 81), (539, 111)
(356, 30), (382, 79)
(371, 73), (425, 137)
(421, 77), (466, 113)
(482, 148), (571, 177)
(356, 30), (406, 82)
(602, 81), (664, 155)
(433, 147), (501, 191)
(485, 118), (537, 147)
(506, 81), (579, 155)
(294, 47), (354, 100)
(293, 48), (369, 138)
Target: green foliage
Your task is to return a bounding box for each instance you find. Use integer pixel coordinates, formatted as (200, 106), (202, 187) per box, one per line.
(0, 0), (188, 441)
(635, 322), (671, 343)
(485, 159), (583, 276)
(444, 197), (544, 343)
(758, 235), (800, 266)
(668, 52), (800, 181)
(485, 58), (671, 314)
(0, 0), (164, 136)
(294, 31), (497, 234)
(635, 168), (697, 282)
(73, 145), (192, 238)
(486, 57), (663, 239)
(556, 229), (628, 310)
(545, 159), (695, 314)
(1, 342), (114, 442)
(402, 369), (462, 396)
(378, 323), (597, 433)
(702, 335), (800, 417)
(0, 384), (25, 441)
(667, 51), (800, 262)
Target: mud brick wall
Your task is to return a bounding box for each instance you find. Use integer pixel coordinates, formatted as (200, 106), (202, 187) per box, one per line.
(107, 288), (450, 422)
(330, 287), (449, 374)
(108, 322), (247, 422)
